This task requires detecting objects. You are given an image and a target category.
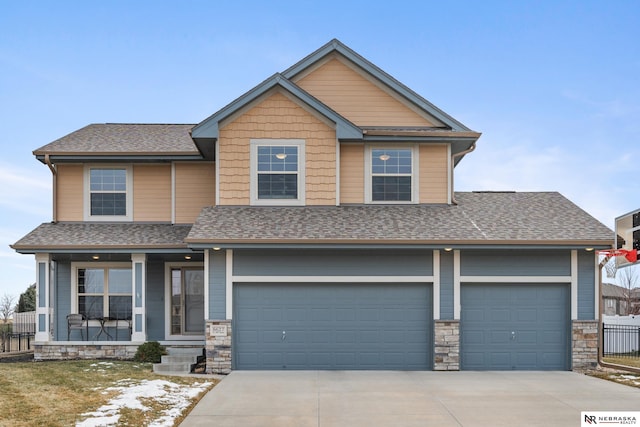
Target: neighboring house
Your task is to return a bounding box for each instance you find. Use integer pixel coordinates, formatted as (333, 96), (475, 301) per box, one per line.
(602, 283), (629, 315)
(632, 287), (640, 315)
(12, 39), (613, 372)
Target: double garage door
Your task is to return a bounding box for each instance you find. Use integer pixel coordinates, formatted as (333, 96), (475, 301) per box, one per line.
(232, 282), (570, 370)
(234, 283), (432, 370)
(461, 284), (570, 370)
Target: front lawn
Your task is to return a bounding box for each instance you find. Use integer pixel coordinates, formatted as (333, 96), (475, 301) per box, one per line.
(0, 359), (216, 426)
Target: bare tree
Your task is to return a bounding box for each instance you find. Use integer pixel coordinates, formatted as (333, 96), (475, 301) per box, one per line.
(0, 294), (16, 352)
(616, 267), (640, 315)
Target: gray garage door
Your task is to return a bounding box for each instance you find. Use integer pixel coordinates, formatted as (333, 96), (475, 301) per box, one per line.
(234, 283), (432, 370)
(461, 284), (570, 370)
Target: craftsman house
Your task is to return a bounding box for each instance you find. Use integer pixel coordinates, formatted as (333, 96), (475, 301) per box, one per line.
(12, 39), (613, 372)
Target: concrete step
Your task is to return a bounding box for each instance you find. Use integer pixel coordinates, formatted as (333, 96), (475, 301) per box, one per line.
(153, 362), (192, 374)
(161, 354), (199, 364)
(153, 346), (204, 374)
(167, 347), (203, 356)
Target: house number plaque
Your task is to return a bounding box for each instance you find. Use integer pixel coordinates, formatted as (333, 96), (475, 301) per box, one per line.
(210, 324), (228, 336)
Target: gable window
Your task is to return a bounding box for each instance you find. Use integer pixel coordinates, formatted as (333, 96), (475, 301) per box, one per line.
(366, 146), (417, 203)
(84, 165), (133, 221)
(73, 264), (132, 320)
(250, 139), (305, 205)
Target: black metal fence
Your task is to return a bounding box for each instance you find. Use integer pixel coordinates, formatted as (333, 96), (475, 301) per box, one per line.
(603, 323), (640, 358)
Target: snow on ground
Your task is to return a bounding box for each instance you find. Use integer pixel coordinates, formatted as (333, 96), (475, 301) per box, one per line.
(76, 377), (212, 427)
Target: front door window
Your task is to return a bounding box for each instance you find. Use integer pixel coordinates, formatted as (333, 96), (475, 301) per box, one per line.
(170, 268), (204, 335)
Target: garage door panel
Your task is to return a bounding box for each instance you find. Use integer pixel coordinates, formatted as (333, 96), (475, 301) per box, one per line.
(518, 331), (537, 344)
(461, 284), (569, 370)
(490, 309), (510, 322)
(490, 330), (510, 344)
(235, 283), (432, 370)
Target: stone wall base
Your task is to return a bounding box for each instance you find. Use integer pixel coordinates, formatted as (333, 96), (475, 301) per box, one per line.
(34, 343), (138, 360)
(572, 320), (599, 371)
(206, 320), (232, 374)
(434, 320), (460, 371)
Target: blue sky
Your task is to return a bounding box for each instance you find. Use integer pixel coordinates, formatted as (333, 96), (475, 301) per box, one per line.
(1, 1), (639, 298)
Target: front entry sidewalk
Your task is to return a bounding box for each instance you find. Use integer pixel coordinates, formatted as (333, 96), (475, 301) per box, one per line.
(180, 370), (640, 427)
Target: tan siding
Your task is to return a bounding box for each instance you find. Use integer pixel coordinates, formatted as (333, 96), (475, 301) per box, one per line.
(296, 58), (435, 127)
(56, 164), (83, 221)
(219, 91), (336, 206)
(175, 162), (216, 223)
(340, 144), (364, 204)
(419, 145), (449, 204)
(133, 164), (171, 221)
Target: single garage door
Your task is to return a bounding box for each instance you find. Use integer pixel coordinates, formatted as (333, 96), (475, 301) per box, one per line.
(461, 284), (570, 370)
(234, 283), (432, 370)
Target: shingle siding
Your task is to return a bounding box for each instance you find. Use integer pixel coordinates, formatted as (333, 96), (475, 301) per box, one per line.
(218, 91), (336, 206)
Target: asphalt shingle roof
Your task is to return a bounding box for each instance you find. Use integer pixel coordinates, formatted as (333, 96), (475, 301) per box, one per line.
(11, 223), (192, 251)
(11, 192), (612, 251)
(33, 124), (198, 155)
(185, 192), (613, 245)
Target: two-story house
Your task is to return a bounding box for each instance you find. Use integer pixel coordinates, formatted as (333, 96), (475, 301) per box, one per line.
(12, 39), (612, 372)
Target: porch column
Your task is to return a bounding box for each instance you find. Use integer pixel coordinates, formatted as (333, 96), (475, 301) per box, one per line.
(131, 254), (146, 341)
(35, 253), (53, 342)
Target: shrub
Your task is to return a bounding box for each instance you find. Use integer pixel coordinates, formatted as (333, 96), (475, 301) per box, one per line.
(133, 341), (166, 363)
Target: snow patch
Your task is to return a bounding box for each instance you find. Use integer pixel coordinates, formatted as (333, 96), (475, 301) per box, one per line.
(76, 379), (211, 427)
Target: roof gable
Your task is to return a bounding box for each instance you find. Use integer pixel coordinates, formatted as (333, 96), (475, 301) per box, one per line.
(282, 39), (473, 132)
(295, 56), (440, 127)
(191, 73), (362, 142)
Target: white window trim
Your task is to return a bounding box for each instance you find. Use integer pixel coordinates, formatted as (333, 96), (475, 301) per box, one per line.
(364, 144), (418, 204)
(83, 164), (133, 221)
(71, 262), (133, 326)
(249, 139), (306, 206)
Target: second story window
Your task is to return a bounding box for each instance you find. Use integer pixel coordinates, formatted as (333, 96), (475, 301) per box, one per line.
(366, 146), (417, 203)
(84, 165), (133, 221)
(250, 139), (305, 205)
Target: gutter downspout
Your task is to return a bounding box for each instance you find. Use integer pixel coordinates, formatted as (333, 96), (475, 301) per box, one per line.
(44, 154), (57, 223)
(450, 141), (476, 205)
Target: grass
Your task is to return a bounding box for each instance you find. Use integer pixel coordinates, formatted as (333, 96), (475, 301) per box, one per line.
(602, 356), (640, 369)
(0, 360), (216, 427)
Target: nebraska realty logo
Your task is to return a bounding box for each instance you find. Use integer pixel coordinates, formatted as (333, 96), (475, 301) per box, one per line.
(582, 412), (639, 426)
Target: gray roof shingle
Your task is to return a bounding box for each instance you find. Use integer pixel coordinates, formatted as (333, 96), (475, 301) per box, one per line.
(11, 192), (613, 251)
(186, 192), (613, 245)
(33, 124), (198, 155)
(12, 223), (192, 251)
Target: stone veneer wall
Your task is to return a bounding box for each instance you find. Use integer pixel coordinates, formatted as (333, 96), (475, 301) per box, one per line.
(434, 320), (460, 371)
(34, 344), (138, 360)
(206, 320), (232, 374)
(572, 320), (599, 371)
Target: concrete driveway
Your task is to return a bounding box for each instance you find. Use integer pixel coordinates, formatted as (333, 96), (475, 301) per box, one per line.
(180, 371), (640, 426)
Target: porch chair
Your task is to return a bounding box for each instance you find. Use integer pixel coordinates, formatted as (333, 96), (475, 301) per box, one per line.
(67, 313), (88, 341)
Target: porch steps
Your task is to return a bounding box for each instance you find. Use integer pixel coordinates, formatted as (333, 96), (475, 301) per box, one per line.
(153, 347), (204, 375)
